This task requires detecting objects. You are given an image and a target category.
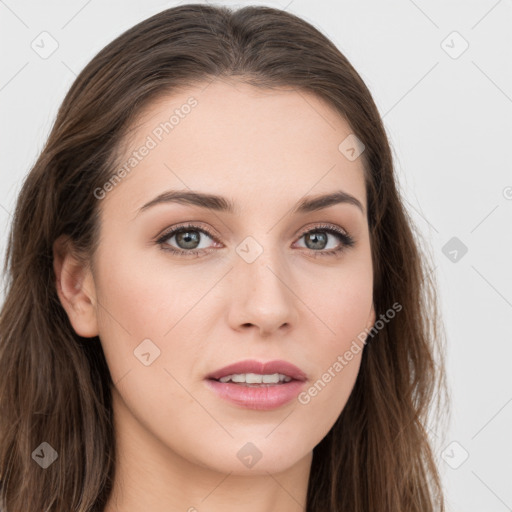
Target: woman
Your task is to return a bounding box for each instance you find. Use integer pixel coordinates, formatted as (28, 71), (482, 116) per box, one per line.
(0, 3), (448, 511)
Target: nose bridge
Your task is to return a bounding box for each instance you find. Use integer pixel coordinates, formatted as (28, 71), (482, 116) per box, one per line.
(228, 233), (298, 333)
(236, 234), (286, 296)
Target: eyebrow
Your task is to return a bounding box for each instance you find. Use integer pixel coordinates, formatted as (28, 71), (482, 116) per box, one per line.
(137, 189), (365, 216)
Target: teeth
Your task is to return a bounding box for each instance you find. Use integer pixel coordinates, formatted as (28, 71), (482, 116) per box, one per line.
(218, 373), (293, 384)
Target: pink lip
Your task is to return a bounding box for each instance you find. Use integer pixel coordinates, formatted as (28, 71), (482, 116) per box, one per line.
(206, 359), (307, 381)
(204, 359), (307, 411)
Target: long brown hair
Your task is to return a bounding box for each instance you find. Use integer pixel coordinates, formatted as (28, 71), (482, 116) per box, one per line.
(0, 4), (448, 511)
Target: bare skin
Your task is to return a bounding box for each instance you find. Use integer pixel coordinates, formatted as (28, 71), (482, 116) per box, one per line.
(53, 78), (376, 512)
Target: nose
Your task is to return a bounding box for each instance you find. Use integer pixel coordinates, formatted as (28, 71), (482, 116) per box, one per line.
(226, 244), (300, 337)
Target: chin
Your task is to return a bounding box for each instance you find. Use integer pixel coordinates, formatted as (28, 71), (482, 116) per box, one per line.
(186, 441), (304, 475)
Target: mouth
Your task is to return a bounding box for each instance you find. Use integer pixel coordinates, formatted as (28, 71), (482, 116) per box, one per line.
(204, 359), (307, 410)
(207, 372), (298, 387)
(205, 358), (307, 383)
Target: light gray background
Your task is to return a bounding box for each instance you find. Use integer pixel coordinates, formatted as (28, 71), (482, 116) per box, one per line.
(1, 1), (511, 510)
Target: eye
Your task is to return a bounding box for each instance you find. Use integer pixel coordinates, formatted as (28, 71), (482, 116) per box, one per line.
(156, 222), (355, 258)
(293, 223), (355, 257)
(156, 223), (219, 257)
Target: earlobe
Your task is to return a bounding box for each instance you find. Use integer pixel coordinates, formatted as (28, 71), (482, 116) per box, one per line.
(53, 235), (99, 338)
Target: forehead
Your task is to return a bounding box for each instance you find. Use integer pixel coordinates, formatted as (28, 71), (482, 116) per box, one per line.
(104, 79), (367, 217)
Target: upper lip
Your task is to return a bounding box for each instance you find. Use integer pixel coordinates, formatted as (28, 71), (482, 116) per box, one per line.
(206, 359), (307, 382)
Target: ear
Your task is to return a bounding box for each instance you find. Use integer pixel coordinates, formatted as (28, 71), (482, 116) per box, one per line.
(53, 235), (99, 338)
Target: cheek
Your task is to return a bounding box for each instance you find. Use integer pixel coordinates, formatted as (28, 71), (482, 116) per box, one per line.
(302, 258), (373, 343)
(298, 351), (363, 441)
(295, 315), (365, 447)
(94, 244), (207, 338)
(92, 249), (183, 380)
(93, 245), (226, 391)
(293, 258), (372, 426)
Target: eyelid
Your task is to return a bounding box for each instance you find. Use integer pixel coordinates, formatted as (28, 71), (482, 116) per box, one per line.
(293, 221), (349, 238)
(154, 222), (220, 244)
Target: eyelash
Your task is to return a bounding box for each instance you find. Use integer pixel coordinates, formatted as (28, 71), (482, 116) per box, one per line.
(155, 222), (355, 258)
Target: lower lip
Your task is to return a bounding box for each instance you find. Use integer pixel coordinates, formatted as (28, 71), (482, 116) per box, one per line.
(204, 379), (306, 410)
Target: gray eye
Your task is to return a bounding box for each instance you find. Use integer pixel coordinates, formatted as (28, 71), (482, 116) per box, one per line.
(174, 229), (201, 250)
(303, 231), (328, 250)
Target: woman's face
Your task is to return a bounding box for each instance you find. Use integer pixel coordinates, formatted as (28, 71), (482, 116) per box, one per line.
(72, 79), (375, 475)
